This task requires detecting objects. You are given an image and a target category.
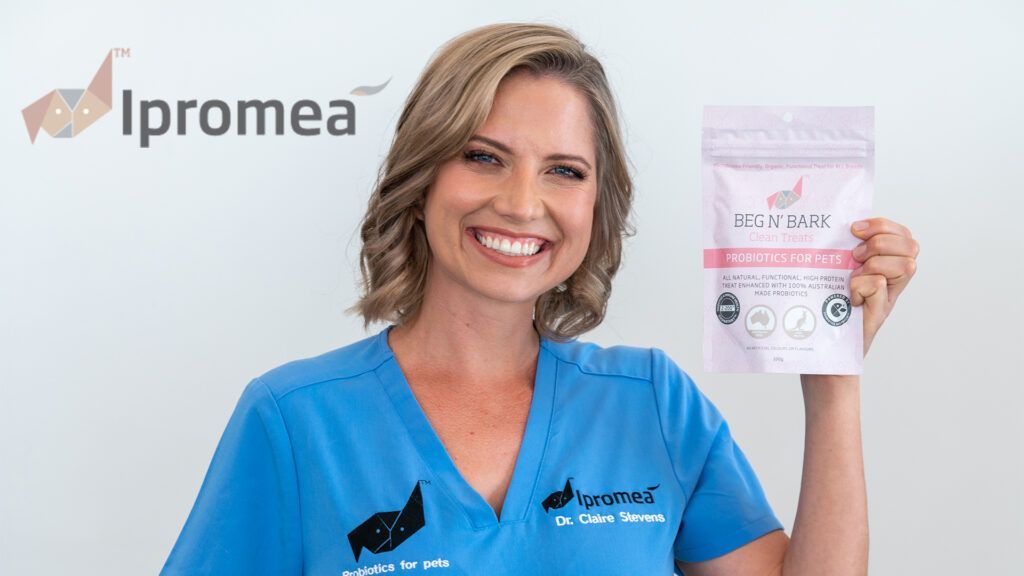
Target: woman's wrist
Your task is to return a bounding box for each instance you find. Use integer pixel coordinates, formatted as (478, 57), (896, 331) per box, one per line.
(800, 374), (861, 411)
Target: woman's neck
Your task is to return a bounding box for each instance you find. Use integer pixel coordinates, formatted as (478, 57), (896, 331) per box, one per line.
(387, 276), (541, 389)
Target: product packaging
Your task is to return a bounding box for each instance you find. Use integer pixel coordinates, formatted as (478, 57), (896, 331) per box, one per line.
(702, 106), (874, 374)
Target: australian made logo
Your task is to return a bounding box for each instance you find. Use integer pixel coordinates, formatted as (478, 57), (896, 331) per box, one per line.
(541, 477), (666, 526)
(21, 48), (390, 148)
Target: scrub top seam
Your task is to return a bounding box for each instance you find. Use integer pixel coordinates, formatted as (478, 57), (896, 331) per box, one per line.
(373, 326), (503, 531)
(548, 356), (652, 384)
(273, 357), (390, 403)
(497, 352), (559, 528)
(539, 339), (651, 383)
(371, 361), (482, 533)
(673, 511), (783, 560)
(253, 376), (306, 567)
(532, 356), (559, 520)
(648, 349), (689, 510)
(546, 348), (691, 507)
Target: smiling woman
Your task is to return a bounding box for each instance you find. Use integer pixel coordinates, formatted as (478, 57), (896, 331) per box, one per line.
(160, 22), (807, 576)
(348, 24), (636, 341)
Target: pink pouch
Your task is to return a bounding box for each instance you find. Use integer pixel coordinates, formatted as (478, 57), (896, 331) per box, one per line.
(702, 106), (874, 375)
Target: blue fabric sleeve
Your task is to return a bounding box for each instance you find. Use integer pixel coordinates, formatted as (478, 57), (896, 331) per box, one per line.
(650, 348), (785, 564)
(160, 378), (303, 576)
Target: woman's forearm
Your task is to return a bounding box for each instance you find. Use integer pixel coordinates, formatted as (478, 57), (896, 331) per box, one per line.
(782, 374), (869, 576)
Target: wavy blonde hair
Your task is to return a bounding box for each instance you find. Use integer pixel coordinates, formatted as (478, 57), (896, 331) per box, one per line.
(346, 22), (636, 342)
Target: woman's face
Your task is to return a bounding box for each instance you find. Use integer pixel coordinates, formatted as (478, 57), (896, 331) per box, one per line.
(421, 71), (598, 307)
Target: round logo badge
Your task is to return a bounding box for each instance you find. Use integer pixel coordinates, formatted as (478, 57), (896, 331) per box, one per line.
(744, 305), (776, 339)
(715, 292), (740, 324)
(783, 305), (816, 339)
(822, 293), (852, 326)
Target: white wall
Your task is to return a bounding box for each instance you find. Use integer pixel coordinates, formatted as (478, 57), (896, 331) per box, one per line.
(2, 1), (1021, 574)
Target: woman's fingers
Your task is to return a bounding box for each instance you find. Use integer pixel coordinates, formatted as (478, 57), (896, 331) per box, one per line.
(851, 233), (920, 262)
(850, 221), (919, 305)
(851, 217), (915, 240)
(849, 254), (917, 303)
(847, 217), (919, 357)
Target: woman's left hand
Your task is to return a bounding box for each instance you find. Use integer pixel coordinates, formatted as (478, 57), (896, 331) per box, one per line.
(849, 217), (919, 357)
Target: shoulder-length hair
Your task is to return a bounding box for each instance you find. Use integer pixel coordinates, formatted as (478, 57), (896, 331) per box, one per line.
(346, 22), (636, 342)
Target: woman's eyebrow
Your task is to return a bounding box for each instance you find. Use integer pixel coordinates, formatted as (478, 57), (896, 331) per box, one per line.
(468, 134), (592, 171)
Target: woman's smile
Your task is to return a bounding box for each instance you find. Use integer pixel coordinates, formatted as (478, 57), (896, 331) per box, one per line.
(465, 226), (553, 269)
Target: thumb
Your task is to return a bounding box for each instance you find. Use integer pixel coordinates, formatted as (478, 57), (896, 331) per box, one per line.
(851, 274), (888, 356)
(851, 273), (889, 319)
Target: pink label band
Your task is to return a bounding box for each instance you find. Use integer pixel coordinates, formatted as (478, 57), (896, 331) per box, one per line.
(703, 247), (859, 269)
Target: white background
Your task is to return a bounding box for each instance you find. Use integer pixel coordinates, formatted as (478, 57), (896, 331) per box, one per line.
(2, 1), (1021, 574)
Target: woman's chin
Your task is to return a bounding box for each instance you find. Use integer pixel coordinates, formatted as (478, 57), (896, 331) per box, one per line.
(466, 280), (548, 306)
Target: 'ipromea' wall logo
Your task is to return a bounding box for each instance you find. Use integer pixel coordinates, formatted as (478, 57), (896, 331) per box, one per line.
(21, 48), (391, 148)
(22, 50), (115, 143)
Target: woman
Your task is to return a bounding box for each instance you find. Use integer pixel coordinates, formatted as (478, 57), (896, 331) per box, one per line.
(161, 22), (918, 575)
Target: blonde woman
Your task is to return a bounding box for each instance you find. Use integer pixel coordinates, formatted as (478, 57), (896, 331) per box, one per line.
(162, 22), (918, 576)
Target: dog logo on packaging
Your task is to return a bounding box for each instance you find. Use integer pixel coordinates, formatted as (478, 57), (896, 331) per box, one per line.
(767, 176), (804, 210)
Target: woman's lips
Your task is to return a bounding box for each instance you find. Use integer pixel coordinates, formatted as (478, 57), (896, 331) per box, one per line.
(468, 225), (551, 245)
(465, 227), (551, 268)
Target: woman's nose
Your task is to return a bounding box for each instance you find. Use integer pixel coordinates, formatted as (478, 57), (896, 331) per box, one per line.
(493, 166), (544, 222)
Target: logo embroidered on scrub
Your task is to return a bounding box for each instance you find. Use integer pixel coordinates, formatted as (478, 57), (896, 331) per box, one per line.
(347, 482), (426, 562)
(541, 477), (661, 512)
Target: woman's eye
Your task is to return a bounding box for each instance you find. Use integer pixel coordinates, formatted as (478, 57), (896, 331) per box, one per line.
(464, 150), (498, 164)
(464, 150), (586, 180)
(552, 165), (586, 180)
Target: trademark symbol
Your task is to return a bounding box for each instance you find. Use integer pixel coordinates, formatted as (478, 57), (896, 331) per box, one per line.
(113, 47), (131, 58)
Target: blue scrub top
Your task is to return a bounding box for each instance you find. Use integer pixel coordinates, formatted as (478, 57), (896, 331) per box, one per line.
(161, 324), (783, 575)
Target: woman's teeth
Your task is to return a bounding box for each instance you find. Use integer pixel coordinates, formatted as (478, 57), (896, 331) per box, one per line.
(474, 231), (543, 257)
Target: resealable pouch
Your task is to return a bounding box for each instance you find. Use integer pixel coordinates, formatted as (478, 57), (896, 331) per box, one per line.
(702, 106), (874, 375)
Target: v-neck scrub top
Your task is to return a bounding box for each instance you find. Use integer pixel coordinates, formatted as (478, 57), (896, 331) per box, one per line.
(161, 325), (784, 575)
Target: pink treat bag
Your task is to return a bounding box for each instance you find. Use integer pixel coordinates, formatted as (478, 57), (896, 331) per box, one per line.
(701, 106), (875, 375)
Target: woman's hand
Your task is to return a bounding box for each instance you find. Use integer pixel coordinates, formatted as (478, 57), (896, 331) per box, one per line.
(848, 217), (919, 357)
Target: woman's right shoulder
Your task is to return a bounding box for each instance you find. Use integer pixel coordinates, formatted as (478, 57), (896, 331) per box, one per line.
(251, 328), (391, 402)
